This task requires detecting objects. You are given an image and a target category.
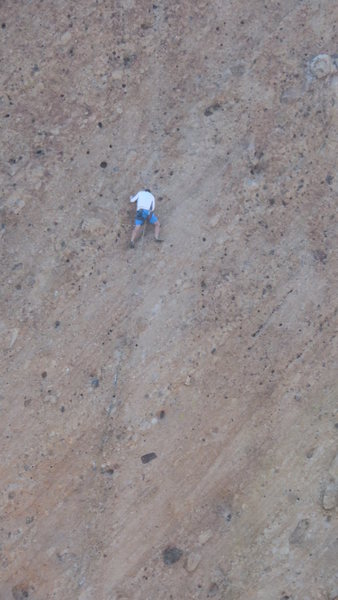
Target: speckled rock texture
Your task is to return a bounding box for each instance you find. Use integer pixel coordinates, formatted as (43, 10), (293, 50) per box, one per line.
(0, 1), (337, 599)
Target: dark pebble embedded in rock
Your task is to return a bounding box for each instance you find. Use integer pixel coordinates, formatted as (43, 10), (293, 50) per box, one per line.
(12, 584), (31, 600)
(208, 583), (219, 597)
(123, 54), (136, 67)
(100, 161), (107, 168)
(101, 465), (114, 475)
(91, 378), (99, 388)
(204, 103), (221, 116)
(141, 452), (157, 464)
(313, 249), (327, 264)
(162, 546), (183, 565)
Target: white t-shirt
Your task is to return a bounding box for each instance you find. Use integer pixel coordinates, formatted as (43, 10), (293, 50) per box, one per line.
(130, 190), (155, 211)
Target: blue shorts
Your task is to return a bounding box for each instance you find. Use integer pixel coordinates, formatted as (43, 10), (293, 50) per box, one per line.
(135, 209), (158, 226)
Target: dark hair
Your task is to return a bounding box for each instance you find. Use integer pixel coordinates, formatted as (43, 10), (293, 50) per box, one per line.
(145, 188), (151, 193)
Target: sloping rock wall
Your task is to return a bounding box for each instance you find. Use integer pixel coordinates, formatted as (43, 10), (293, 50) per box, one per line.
(0, 1), (337, 599)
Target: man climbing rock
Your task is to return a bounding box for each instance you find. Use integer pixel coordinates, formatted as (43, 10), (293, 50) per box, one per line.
(129, 188), (162, 248)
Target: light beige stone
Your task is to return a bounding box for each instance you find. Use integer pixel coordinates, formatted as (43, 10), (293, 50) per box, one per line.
(328, 454), (338, 480)
(198, 530), (213, 545)
(185, 552), (201, 572)
(210, 214), (221, 227)
(111, 70), (124, 80)
(60, 31), (72, 44)
(81, 217), (106, 234)
(322, 483), (338, 511)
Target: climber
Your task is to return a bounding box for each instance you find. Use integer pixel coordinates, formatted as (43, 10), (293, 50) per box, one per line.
(129, 188), (162, 248)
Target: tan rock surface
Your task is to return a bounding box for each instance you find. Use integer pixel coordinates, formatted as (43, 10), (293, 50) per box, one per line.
(0, 1), (337, 599)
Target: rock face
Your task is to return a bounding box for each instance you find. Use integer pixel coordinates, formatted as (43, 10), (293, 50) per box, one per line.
(0, 1), (337, 599)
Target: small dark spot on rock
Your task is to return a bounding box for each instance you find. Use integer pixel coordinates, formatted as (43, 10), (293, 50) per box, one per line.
(141, 452), (157, 464)
(100, 161), (107, 168)
(208, 583), (219, 597)
(326, 174), (333, 184)
(12, 584), (30, 600)
(35, 149), (44, 155)
(204, 103), (221, 116)
(2, 23), (6, 29)
(313, 249), (327, 264)
(98, 122), (103, 128)
(91, 378), (99, 388)
(41, 371), (47, 378)
(60, 406), (65, 412)
(54, 320), (60, 329)
(211, 348), (216, 354)
(123, 53), (136, 67)
(101, 465), (114, 475)
(162, 546), (183, 565)
(159, 410), (165, 419)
